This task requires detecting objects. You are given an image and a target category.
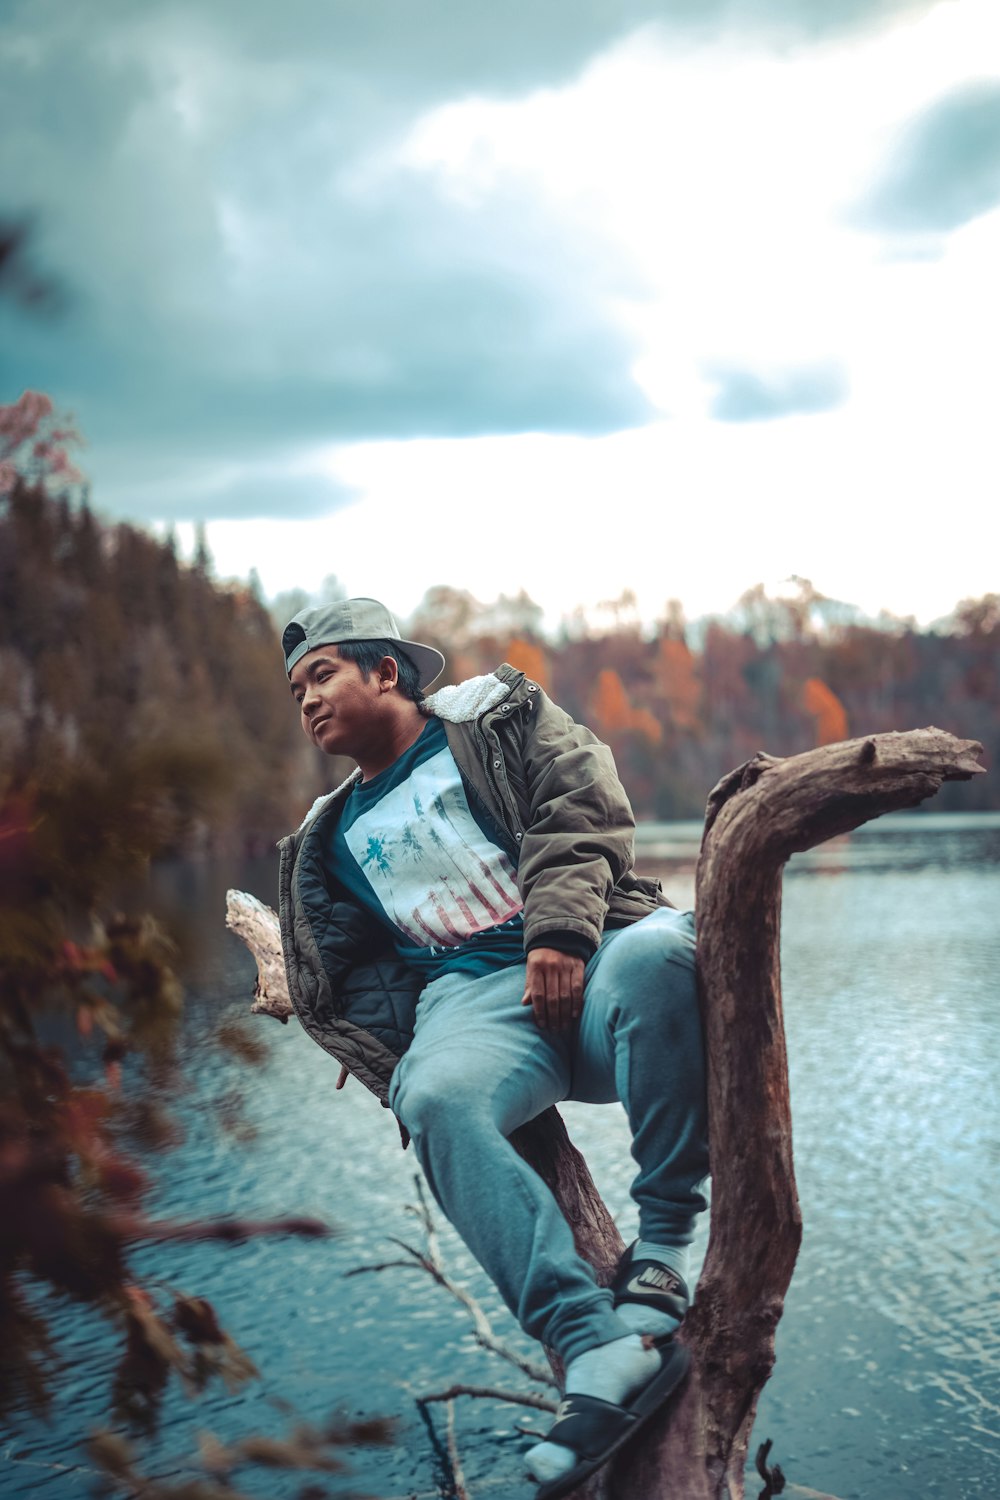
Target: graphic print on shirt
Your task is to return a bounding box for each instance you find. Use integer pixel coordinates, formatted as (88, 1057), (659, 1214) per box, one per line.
(344, 747), (522, 947)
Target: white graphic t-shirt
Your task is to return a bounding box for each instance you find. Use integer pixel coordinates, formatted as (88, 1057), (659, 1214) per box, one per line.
(328, 717), (526, 980)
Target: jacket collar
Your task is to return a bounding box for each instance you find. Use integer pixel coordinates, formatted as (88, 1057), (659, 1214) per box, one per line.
(423, 666), (519, 723)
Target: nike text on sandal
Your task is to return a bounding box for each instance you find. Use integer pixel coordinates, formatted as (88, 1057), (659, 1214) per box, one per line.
(611, 1242), (690, 1325)
(530, 1339), (690, 1500)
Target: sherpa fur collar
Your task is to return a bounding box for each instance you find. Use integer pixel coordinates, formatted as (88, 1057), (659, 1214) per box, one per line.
(422, 672), (511, 722)
(296, 671), (512, 829)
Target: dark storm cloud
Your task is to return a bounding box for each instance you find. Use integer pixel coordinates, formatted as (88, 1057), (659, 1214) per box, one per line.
(853, 81), (1000, 236)
(91, 452), (359, 524)
(1, 0), (936, 520)
(707, 362), (848, 422)
(1, 0), (656, 519)
(107, 0), (938, 89)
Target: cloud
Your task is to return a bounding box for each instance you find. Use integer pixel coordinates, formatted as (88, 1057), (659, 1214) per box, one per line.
(853, 80), (1000, 235)
(16, 0), (936, 105)
(706, 362), (849, 422)
(92, 453), (358, 524)
(1, 0), (662, 521)
(0, 0), (946, 523)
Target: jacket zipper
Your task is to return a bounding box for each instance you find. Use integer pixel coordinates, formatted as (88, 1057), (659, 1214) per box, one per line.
(479, 712), (525, 852)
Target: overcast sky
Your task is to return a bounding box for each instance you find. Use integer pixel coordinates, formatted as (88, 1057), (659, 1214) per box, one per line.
(3, 0), (999, 629)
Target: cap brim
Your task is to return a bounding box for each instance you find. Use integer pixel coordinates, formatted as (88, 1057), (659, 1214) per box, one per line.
(397, 638), (446, 690)
(284, 632), (445, 689)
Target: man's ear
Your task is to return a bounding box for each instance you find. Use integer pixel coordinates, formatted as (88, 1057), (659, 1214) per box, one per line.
(378, 655), (400, 692)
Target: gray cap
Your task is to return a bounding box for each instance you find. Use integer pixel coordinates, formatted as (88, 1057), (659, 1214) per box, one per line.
(281, 596), (446, 690)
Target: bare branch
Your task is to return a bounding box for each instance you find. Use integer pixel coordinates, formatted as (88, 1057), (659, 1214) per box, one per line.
(348, 1226), (554, 1388)
(385, 1234), (435, 1267)
(410, 1172), (442, 1264)
(417, 1385), (557, 1414)
(445, 1400), (472, 1500)
(342, 1260), (417, 1277)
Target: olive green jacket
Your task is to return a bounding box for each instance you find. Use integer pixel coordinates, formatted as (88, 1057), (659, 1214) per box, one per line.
(278, 664), (669, 1105)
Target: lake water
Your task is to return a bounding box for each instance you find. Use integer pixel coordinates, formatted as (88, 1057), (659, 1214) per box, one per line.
(3, 813), (999, 1499)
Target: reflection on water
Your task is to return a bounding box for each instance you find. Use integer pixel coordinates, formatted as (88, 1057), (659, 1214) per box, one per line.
(3, 814), (998, 1499)
(636, 809), (1000, 874)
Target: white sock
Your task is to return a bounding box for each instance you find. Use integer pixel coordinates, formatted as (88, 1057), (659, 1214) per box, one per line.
(524, 1334), (661, 1484)
(615, 1241), (690, 1340)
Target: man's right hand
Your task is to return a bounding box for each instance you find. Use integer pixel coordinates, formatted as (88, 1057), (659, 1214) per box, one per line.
(521, 947), (585, 1031)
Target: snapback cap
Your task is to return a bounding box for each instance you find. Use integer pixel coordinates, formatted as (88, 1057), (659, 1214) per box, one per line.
(281, 597), (446, 690)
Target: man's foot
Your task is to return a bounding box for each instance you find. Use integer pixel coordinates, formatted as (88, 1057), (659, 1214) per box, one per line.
(611, 1240), (690, 1340)
(526, 1335), (659, 1485)
(524, 1334), (689, 1499)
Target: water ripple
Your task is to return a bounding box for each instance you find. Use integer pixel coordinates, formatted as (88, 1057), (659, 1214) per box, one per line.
(3, 819), (998, 1499)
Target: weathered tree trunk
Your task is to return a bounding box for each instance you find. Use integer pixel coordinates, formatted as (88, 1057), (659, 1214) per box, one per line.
(228, 727), (983, 1500)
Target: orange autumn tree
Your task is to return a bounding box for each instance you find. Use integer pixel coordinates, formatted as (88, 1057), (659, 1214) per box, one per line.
(589, 668), (662, 744)
(504, 636), (550, 693)
(657, 636), (702, 733)
(802, 677), (849, 746)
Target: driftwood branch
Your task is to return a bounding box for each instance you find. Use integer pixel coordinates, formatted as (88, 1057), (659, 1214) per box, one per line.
(225, 890), (291, 1021)
(616, 726), (984, 1499)
(227, 726), (983, 1500)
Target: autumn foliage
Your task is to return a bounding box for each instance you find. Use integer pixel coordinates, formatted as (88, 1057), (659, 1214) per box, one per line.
(802, 677), (849, 746)
(409, 584), (996, 820)
(3, 444), (998, 862)
(0, 389), (82, 495)
(0, 485), (328, 859)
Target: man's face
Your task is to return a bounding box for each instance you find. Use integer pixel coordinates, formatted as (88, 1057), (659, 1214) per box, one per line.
(288, 645), (385, 758)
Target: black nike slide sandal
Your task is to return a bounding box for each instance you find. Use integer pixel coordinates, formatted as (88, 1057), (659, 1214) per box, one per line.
(530, 1338), (690, 1500)
(611, 1240), (690, 1324)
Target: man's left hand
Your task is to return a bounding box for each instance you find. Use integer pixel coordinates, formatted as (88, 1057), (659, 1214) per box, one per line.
(521, 948), (585, 1030)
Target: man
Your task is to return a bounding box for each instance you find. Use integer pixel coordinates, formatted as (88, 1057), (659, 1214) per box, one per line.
(278, 597), (709, 1499)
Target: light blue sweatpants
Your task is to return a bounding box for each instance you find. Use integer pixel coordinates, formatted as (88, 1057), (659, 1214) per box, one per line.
(387, 907), (709, 1365)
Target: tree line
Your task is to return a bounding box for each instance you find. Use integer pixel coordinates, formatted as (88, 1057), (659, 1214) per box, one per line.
(408, 581), (998, 819)
(0, 478), (327, 857)
(1, 483), (996, 862)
